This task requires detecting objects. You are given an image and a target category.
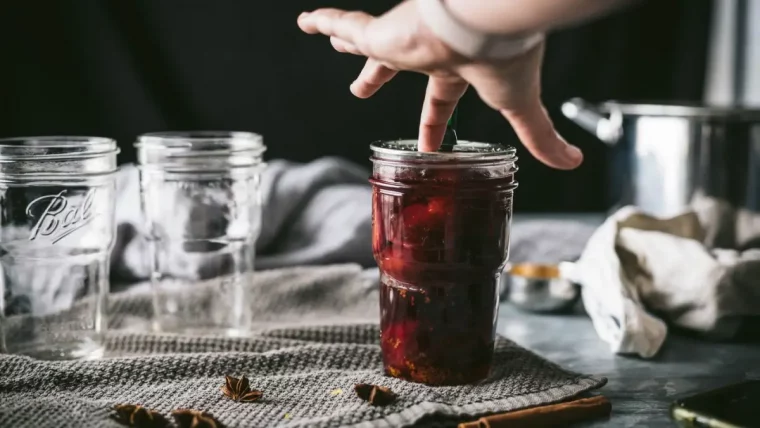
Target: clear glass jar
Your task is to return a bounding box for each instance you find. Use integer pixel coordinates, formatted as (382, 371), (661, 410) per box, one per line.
(135, 131), (266, 336)
(0, 136), (119, 360)
(370, 140), (518, 385)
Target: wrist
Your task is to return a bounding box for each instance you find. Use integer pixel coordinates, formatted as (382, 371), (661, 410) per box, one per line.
(443, 0), (532, 35)
(416, 0), (543, 61)
(444, 0), (639, 34)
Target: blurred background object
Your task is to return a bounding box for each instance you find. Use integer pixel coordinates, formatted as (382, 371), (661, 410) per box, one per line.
(1, 0), (758, 213)
(704, 0), (760, 106)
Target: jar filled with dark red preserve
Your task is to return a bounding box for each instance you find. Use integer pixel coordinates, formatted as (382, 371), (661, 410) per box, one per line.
(369, 140), (518, 386)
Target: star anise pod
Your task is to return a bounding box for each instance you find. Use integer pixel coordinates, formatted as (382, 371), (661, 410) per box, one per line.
(111, 404), (169, 428)
(354, 383), (397, 406)
(220, 375), (263, 402)
(171, 409), (224, 428)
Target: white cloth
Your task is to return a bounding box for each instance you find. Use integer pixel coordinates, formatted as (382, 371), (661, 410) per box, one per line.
(575, 205), (760, 358)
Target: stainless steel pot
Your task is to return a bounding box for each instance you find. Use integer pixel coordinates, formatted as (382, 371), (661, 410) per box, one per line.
(562, 98), (760, 217)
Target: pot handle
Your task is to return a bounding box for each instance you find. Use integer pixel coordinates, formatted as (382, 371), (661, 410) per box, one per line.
(561, 98), (623, 145)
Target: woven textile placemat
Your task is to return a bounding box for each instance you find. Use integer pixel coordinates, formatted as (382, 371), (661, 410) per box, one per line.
(0, 265), (606, 427)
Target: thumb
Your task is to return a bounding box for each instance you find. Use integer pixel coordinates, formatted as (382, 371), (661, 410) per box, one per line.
(501, 100), (583, 170)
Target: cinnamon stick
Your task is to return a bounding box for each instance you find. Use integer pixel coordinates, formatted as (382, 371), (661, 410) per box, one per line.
(458, 396), (611, 428)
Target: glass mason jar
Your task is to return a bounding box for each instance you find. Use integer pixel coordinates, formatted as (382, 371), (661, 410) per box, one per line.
(370, 140), (518, 385)
(0, 136), (119, 360)
(135, 132), (266, 336)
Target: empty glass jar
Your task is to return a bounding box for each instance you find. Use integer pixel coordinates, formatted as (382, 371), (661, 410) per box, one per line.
(135, 132), (266, 336)
(0, 136), (119, 360)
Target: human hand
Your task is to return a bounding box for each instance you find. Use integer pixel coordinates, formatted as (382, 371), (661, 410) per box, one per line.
(297, 0), (583, 169)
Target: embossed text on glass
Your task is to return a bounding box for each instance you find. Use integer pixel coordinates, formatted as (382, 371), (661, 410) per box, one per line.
(26, 190), (99, 244)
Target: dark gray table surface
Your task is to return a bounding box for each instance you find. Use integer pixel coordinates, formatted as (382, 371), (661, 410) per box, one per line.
(496, 304), (760, 427)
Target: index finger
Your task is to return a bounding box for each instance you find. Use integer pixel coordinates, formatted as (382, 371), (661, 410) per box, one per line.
(297, 9), (374, 52)
(418, 76), (469, 152)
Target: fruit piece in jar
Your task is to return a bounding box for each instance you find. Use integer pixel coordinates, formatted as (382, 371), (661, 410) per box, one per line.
(425, 196), (449, 218)
(400, 196), (451, 247)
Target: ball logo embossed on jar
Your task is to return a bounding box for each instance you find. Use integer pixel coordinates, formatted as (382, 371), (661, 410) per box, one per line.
(26, 189), (99, 244)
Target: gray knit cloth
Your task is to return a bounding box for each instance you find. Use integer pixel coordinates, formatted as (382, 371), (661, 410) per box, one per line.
(0, 264), (606, 428)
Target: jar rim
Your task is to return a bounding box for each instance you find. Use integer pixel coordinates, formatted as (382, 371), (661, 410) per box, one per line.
(0, 136), (119, 160)
(135, 131), (266, 171)
(370, 139), (516, 162)
(136, 131), (264, 151)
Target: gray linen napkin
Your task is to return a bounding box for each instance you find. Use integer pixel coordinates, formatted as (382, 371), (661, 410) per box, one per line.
(0, 264), (606, 428)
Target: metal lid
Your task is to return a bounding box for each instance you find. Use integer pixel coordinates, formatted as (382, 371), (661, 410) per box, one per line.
(598, 101), (760, 119)
(370, 139), (516, 162)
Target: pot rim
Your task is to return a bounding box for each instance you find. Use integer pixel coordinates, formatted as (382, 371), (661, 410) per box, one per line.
(597, 101), (760, 119)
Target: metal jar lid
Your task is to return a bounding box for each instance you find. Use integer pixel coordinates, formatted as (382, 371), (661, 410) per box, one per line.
(370, 139), (516, 163)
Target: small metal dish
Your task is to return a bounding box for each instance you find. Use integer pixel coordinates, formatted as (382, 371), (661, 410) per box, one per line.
(502, 262), (581, 313)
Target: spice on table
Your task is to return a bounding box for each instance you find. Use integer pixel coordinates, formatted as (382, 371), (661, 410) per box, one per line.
(457, 395), (612, 428)
(111, 404), (169, 428)
(220, 375), (263, 402)
(172, 409), (224, 428)
(354, 383), (396, 406)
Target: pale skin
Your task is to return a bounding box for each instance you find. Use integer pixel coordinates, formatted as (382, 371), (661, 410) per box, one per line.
(297, 0), (636, 169)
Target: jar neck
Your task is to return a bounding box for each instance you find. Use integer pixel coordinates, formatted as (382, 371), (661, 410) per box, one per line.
(0, 137), (119, 177)
(137, 151), (265, 172)
(135, 131), (266, 171)
(370, 155), (518, 170)
(371, 158), (518, 191)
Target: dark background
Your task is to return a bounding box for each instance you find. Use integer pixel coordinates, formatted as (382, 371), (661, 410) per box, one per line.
(0, 0), (713, 212)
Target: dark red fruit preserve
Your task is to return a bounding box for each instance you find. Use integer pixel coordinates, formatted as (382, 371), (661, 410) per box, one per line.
(369, 140), (518, 385)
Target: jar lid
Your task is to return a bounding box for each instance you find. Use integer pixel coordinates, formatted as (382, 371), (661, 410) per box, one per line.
(370, 139), (516, 162)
